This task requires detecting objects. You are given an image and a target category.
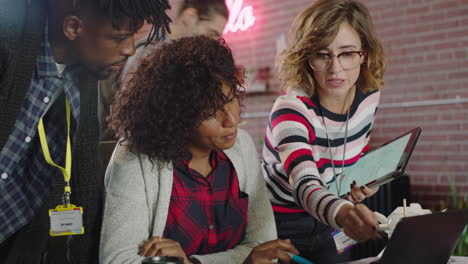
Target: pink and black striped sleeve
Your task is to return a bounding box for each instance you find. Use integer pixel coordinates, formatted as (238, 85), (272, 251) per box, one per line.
(268, 95), (352, 229)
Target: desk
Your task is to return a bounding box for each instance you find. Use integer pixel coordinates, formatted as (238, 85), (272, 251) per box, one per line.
(450, 257), (468, 264)
(342, 256), (468, 264)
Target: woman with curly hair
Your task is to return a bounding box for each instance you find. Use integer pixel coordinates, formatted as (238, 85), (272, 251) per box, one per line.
(99, 35), (299, 264)
(261, 0), (386, 263)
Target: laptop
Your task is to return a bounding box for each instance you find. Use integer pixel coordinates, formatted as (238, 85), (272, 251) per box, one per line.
(374, 209), (468, 264)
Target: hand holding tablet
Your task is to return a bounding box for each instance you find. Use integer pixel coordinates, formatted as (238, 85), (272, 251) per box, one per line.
(327, 127), (421, 198)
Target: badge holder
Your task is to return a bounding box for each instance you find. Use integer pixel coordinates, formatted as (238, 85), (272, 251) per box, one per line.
(39, 98), (85, 237)
(332, 230), (358, 254)
(49, 185), (85, 236)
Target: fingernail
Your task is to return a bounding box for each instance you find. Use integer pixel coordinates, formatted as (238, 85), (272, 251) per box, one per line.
(352, 181), (356, 185)
(360, 186), (365, 190)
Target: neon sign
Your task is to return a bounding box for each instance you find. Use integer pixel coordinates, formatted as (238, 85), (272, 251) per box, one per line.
(224, 0), (256, 33)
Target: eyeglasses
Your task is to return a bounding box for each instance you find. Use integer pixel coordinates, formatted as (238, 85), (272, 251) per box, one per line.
(308, 51), (365, 71)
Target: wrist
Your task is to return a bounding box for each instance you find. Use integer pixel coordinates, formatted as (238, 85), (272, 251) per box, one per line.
(189, 257), (201, 264)
(335, 203), (354, 228)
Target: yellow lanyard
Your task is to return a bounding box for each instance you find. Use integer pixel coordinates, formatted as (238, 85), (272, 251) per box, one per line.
(38, 97), (72, 206)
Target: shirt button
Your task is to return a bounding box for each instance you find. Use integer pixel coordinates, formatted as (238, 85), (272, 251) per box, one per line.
(209, 225), (215, 230)
(43, 97), (50, 104)
(1, 173), (8, 180)
(25, 136), (32, 143)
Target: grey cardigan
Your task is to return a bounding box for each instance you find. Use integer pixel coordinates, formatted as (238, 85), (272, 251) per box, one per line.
(100, 129), (277, 264)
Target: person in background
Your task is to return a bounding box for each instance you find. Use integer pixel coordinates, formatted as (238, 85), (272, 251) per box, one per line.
(261, 0), (386, 263)
(0, 0), (170, 263)
(100, 35), (299, 264)
(98, 0), (229, 141)
(166, 0), (229, 38)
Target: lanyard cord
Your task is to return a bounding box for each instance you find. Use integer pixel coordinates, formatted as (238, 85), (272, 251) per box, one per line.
(38, 97), (72, 206)
(319, 105), (350, 197)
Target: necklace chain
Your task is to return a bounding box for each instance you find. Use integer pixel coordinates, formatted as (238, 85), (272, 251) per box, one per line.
(319, 105), (350, 197)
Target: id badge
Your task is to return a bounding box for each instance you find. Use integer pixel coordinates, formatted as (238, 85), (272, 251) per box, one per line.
(49, 204), (85, 236)
(332, 230), (357, 254)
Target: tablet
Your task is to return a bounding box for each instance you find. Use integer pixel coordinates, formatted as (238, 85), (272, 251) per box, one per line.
(327, 127), (421, 197)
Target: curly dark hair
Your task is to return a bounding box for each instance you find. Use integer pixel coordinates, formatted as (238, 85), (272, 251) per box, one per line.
(109, 35), (244, 165)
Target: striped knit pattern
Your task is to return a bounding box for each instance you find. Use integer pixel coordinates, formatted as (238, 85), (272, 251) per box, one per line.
(261, 88), (380, 229)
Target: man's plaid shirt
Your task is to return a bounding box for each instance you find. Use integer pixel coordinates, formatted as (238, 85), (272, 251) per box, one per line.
(0, 32), (81, 243)
(164, 151), (248, 255)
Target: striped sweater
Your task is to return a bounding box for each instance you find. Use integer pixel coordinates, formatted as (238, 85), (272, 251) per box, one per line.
(261, 88), (380, 229)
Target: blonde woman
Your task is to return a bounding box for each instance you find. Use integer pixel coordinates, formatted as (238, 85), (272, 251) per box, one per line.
(261, 0), (386, 263)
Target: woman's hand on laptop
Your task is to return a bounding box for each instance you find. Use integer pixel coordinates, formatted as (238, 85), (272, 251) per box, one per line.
(346, 181), (379, 203)
(243, 239), (299, 264)
(336, 203), (381, 242)
(139, 236), (190, 263)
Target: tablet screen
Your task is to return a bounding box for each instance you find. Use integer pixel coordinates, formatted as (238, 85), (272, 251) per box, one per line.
(327, 128), (419, 197)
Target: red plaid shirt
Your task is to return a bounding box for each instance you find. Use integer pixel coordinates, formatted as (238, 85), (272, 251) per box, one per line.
(163, 151), (248, 256)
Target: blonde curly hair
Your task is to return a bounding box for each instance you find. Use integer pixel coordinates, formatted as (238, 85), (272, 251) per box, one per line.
(278, 0), (385, 96)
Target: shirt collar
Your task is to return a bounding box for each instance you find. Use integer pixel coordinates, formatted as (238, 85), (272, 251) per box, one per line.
(178, 150), (226, 170)
(36, 24), (60, 78)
